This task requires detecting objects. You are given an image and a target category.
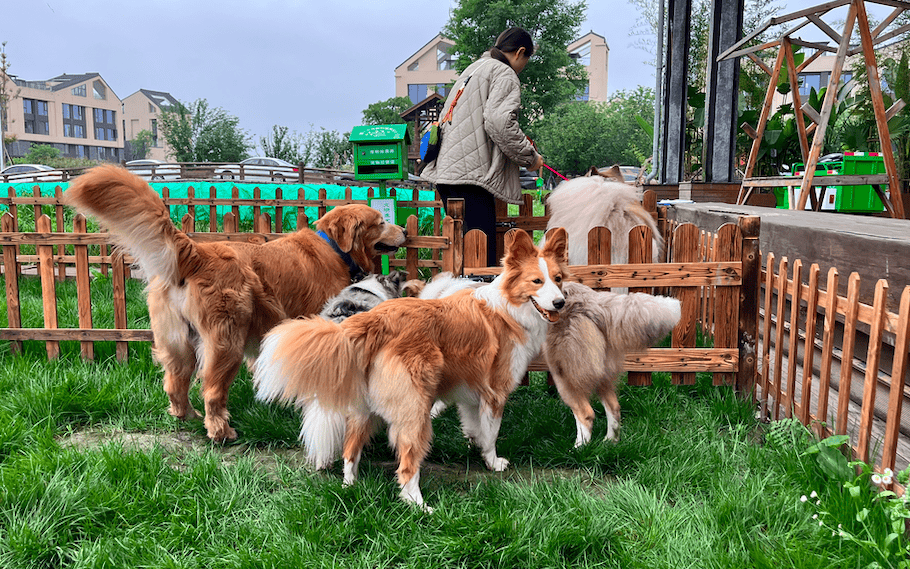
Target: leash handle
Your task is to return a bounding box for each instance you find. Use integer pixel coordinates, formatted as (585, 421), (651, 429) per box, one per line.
(526, 136), (568, 181)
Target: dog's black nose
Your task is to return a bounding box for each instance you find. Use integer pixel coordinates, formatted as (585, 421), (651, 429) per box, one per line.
(401, 227), (408, 238)
(553, 298), (565, 310)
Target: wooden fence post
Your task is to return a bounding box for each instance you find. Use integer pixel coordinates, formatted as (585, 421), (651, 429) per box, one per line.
(714, 224), (742, 386)
(54, 186), (66, 281)
(736, 215), (760, 398)
(406, 215), (419, 279)
(73, 214), (94, 361)
(672, 223), (699, 385)
(2, 212), (22, 355)
(628, 225), (654, 386)
(446, 199), (465, 276)
(37, 215), (59, 359)
(112, 249), (129, 363)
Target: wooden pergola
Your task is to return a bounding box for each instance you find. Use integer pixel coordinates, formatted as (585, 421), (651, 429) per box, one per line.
(720, 0), (909, 219)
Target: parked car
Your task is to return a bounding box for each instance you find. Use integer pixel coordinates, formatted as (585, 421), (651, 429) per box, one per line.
(214, 157), (299, 182)
(124, 159), (180, 181)
(519, 167), (540, 190)
(618, 165), (643, 184)
(0, 163), (59, 183)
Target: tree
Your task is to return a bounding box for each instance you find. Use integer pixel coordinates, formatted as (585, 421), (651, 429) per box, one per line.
(442, 0), (587, 128)
(361, 96), (414, 125)
(128, 129), (153, 161)
(533, 87), (655, 176)
(308, 128), (352, 169)
(260, 125), (304, 164)
(158, 98), (251, 162)
(1, 41), (21, 170)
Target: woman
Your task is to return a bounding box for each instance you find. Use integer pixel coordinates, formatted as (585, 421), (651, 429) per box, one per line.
(420, 27), (544, 267)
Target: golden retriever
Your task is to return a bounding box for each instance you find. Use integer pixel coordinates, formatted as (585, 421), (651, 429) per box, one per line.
(63, 165), (406, 441)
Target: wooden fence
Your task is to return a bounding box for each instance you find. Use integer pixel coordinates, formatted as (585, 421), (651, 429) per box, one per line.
(758, 254), (910, 476)
(0, 185), (761, 395)
(449, 194), (761, 391)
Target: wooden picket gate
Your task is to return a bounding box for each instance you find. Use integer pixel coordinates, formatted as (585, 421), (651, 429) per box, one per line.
(446, 197), (761, 390)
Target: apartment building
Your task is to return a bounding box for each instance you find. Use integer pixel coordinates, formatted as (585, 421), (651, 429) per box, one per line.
(394, 31), (610, 105)
(1, 70), (179, 163)
(2, 72), (123, 161)
(122, 89), (179, 161)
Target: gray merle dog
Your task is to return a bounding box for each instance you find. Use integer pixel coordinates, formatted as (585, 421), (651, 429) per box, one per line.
(319, 271), (407, 323)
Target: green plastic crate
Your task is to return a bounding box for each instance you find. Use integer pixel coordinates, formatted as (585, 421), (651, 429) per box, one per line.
(785, 152), (887, 212)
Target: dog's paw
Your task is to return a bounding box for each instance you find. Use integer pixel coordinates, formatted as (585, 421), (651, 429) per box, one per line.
(169, 405), (203, 421)
(487, 456), (510, 471)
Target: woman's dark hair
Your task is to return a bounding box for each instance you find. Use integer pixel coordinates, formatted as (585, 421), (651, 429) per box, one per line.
(490, 27), (534, 69)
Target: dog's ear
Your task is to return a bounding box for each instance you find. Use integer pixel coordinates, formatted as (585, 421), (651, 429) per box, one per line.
(316, 207), (360, 253)
(503, 229), (537, 268)
(585, 166), (600, 177)
(541, 227), (568, 264)
(401, 278), (426, 297)
(604, 164), (624, 183)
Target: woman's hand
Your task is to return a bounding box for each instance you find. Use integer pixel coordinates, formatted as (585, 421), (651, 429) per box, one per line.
(529, 153), (544, 171)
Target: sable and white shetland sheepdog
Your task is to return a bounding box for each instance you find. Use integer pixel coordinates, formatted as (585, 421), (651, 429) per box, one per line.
(544, 282), (681, 447)
(62, 165), (406, 442)
(254, 228), (570, 509)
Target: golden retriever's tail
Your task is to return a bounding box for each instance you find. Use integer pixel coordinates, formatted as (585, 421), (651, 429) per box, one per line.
(253, 317), (365, 468)
(62, 164), (194, 286)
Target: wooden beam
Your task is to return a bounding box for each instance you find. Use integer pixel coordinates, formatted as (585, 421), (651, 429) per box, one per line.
(797, 47), (827, 73)
(886, 98), (907, 121)
(796, 0), (857, 211)
(747, 52), (774, 76)
(801, 102), (823, 125)
(807, 13), (842, 43)
(848, 22), (910, 55)
(872, 6), (904, 38)
(738, 46), (787, 204)
(856, 0), (906, 219)
(784, 37), (811, 164)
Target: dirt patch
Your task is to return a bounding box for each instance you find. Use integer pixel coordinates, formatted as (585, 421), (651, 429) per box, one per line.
(56, 428), (605, 492)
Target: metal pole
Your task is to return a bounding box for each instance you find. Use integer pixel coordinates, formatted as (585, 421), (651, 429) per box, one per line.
(645, 0), (666, 183)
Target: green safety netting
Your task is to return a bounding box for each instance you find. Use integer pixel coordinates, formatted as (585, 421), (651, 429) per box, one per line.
(2, 181), (439, 228)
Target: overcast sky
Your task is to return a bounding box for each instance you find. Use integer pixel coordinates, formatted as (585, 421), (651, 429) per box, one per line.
(3, 0), (895, 153)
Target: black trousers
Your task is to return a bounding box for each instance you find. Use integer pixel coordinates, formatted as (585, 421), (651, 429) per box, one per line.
(436, 183), (498, 268)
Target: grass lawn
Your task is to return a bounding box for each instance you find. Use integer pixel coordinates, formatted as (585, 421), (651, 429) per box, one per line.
(0, 332), (904, 568)
(0, 267), (906, 568)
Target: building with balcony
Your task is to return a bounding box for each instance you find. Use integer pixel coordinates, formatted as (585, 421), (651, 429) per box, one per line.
(2, 72), (123, 161)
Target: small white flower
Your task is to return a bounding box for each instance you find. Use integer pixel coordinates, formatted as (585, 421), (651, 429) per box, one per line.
(884, 468), (894, 477)
(816, 500), (821, 506)
(819, 520), (824, 526)
(838, 524), (842, 529)
(800, 495), (808, 502)
(810, 491), (818, 499)
(872, 474), (883, 485)
(883, 475), (893, 485)
(812, 514), (819, 520)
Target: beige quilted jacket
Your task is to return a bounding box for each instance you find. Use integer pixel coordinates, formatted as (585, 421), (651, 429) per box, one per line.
(420, 54), (539, 205)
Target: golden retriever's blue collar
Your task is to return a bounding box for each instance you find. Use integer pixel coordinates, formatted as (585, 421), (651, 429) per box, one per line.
(316, 230), (366, 280)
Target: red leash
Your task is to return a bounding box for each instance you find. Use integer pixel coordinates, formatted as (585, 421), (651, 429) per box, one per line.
(542, 162), (568, 181)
